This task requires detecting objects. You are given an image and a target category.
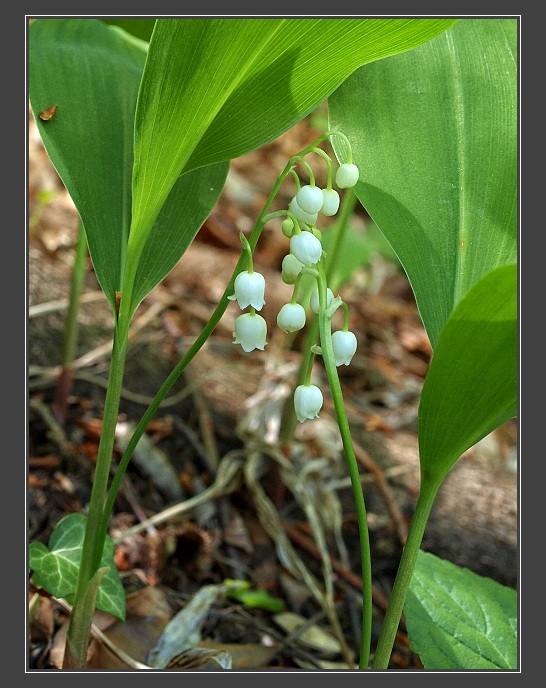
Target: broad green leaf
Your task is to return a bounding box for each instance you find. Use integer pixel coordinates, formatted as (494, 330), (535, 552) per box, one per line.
(29, 19), (147, 312)
(29, 513), (125, 621)
(101, 18), (156, 42)
(418, 264), (517, 484)
(322, 220), (400, 292)
(298, 220), (399, 309)
(130, 162), (228, 312)
(29, 19), (229, 314)
(129, 18), (457, 264)
(329, 18), (517, 348)
(405, 550), (517, 670)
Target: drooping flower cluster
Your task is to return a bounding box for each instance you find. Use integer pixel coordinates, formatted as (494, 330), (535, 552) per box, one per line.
(229, 137), (361, 422)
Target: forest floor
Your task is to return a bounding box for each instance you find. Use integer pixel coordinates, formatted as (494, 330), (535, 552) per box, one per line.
(28, 109), (518, 672)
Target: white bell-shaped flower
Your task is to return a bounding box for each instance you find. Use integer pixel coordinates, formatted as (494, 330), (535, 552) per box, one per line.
(288, 197), (318, 226)
(296, 185), (324, 215)
(331, 330), (358, 366)
(277, 303), (306, 333)
(294, 384), (323, 423)
(228, 270), (266, 310)
(281, 254), (304, 285)
(335, 163), (360, 189)
(310, 286), (334, 314)
(232, 312), (267, 352)
(290, 231), (323, 266)
(320, 188), (340, 216)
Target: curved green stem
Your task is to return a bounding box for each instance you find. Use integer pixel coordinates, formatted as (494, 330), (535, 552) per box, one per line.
(294, 156), (316, 187)
(316, 260), (372, 669)
(371, 477), (442, 669)
(100, 132), (333, 534)
(65, 131), (333, 669)
(239, 232), (254, 273)
(327, 129), (354, 164)
(311, 147), (333, 188)
(290, 273), (303, 305)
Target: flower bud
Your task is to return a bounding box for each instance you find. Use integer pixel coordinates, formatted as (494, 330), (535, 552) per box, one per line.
(289, 197), (318, 226)
(277, 303), (306, 333)
(282, 218), (295, 238)
(281, 254), (304, 285)
(331, 330), (358, 366)
(320, 188), (340, 216)
(228, 270), (266, 310)
(310, 286), (334, 314)
(294, 384), (323, 423)
(232, 312), (267, 352)
(335, 163), (360, 189)
(290, 231), (323, 266)
(296, 185), (324, 215)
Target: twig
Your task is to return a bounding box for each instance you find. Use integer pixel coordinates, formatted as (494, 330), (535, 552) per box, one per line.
(28, 397), (89, 474)
(353, 442), (408, 545)
(283, 520), (392, 620)
(112, 450), (245, 543)
(49, 596), (151, 670)
(29, 290), (106, 318)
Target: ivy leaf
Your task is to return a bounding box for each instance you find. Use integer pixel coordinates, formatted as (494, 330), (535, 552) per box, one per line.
(28, 513), (125, 621)
(405, 550), (517, 670)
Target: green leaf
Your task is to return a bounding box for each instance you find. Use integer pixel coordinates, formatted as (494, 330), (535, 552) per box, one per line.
(29, 19), (148, 313)
(101, 18), (156, 42)
(418, 264), (517, 484)
(129, 18), (457, 263)
(29, 513), (125, 621)
(405, 550), (517, 669)
(130, 160), (229, 312)
(29, 19), (229, 315)
(322, 220), (399, 292)
(224, 582), (285, 613)
(298, 221), (399, 309)
(329, 18), (517, 348)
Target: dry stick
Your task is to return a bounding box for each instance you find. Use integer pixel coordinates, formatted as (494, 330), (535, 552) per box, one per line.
(29, 298), (170, 384)
(352, 441), (408, 546)
(282, 520), (406, 632)
(173, 417), (218, 478)
(50, 597), (151, 670)
(28, 397), (90, 474)
(191, 375), (220, 472)
(111, 451), (246, 543)
(208, 606), (326, 670)
(29, 290), (106, 318)
(180, 394), (248, 581)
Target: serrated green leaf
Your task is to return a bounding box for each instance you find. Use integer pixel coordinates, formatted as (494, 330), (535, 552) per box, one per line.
(405, 550), (517, 669)
(129, 18), (457, 273)
(418, 264), (517, 483)
(28, 513), (125, 621)
(329, 18), (517, 348)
